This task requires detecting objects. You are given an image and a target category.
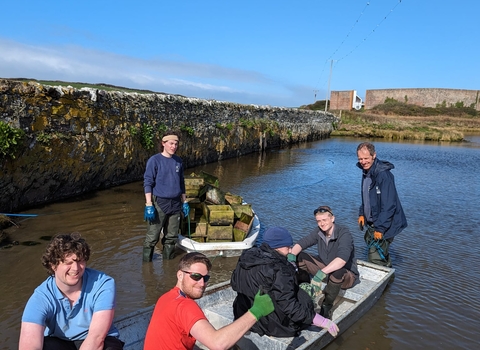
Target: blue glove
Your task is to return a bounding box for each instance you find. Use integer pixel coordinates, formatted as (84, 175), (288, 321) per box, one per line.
(182, 202), (190, 217)
(144, 205), (155, 222)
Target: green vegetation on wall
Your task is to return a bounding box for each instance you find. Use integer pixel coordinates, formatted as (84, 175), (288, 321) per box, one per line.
(0, 121), (25, 159)
(140, 124), (155, 150)
(180, 124), (194, 136)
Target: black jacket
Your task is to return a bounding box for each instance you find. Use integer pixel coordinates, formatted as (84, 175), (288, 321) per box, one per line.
(231, 243), (316, 337)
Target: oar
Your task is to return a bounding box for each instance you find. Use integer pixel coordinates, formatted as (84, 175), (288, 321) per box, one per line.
(0, 213), (39, 217)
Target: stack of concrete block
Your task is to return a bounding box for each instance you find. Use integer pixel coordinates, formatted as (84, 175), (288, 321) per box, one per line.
(182, 171), (254, 243)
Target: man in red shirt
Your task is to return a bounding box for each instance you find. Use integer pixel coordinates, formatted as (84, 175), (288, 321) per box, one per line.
(144, 252), (274, 350)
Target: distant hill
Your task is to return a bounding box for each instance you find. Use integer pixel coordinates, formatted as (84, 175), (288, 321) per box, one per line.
(3, 78), (187, 97)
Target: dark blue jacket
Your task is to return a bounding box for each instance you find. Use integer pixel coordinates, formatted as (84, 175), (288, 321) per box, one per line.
(357, 158), (407, 240)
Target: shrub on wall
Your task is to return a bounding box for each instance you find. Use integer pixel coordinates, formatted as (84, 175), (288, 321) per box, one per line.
(0, 121), (25, 159)
(140, 124), (155, 150)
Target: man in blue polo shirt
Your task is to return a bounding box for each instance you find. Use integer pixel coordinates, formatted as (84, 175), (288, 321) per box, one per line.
(19, 233), (124, 350)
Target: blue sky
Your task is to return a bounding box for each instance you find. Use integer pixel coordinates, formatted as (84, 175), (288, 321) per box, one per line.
(1, 1), (478, 107)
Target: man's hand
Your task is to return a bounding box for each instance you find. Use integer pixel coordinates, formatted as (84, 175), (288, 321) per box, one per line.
(311, 270), (327, 289)
(358, 215), (365, 231)
(248, 289), (274, 320)
(182, 202), (190, 217)
(374, 231), (383, 240)
(313, 313), (339, 337)
(144, 205), (155, 222)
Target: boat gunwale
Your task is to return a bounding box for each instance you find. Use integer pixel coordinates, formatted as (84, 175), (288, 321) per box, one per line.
(176, 212), (260, 255)
(114, 261), (395, 350)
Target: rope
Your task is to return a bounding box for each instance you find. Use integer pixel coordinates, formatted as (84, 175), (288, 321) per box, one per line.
(365, 229), (387, 261)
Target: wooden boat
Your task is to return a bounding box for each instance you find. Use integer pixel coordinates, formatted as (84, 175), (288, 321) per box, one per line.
(176, 212), (261, 258)
(115, 260), (394, 350)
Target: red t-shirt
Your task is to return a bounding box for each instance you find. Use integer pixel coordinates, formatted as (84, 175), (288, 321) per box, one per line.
(144, 286), (207, 350)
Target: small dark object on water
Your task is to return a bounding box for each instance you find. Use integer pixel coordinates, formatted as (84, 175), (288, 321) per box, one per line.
(40, 236), (52, 241)
(21, 241), (41, 246)
(0, 241), (19, 249)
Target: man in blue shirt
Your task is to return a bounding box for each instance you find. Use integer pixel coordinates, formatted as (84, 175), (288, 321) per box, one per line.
(19, 233), (124, 350)
(143, 130), (189, 261)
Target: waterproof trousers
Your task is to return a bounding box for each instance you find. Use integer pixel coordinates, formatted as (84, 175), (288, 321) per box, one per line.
(364, 226), (392, 267)
(296, 252), (356, 289)
(143, 198), (181, 261)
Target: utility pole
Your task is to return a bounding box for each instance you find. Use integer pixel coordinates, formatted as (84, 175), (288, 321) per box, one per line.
(325, 60), (334, 112)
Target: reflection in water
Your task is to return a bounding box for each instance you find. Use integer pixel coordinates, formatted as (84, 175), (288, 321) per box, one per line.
(1, 137), (479, 349)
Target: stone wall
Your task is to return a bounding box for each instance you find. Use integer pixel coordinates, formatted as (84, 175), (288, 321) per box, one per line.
(0, 79), (338, 212)
(365, 88), (480, 110)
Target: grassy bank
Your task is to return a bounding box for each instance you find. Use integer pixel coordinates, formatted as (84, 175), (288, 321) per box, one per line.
(302, 100), (480, 141)
(10, 78), (164, 95)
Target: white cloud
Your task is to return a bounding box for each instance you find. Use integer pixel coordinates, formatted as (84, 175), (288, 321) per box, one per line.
(0, 38), (303, 106)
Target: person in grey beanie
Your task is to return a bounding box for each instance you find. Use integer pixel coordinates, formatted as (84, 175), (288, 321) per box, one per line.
(231, 226), (339, 338)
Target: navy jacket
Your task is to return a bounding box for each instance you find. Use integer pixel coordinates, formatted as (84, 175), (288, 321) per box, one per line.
(357, 158), (407, 240)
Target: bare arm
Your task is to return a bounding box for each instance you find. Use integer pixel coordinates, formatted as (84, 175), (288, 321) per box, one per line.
(19, 322), (45, 350)
(190, 310), (257, 350)
(145, 192), (152, 205)
(322, 257), (346, 274)
(78, 309), (115, 350)
(290, 243), (303, 255)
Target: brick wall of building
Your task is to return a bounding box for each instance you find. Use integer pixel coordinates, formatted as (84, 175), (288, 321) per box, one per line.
(330, 90), (354, 110)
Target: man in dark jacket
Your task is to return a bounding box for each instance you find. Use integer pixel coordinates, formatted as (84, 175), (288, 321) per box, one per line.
(357, 142), (407, 267)
(290, 206), (359, 320)
(231, 226), (339, 338)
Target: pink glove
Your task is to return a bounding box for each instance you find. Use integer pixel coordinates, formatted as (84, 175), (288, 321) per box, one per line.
(313, 313), (339, 337)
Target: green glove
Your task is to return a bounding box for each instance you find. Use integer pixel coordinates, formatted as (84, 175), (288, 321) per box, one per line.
(286, 253), (297, 271)
(248, 289), (274, 320)
(287, 253), (296, 262)
(311, 270), (327, 289)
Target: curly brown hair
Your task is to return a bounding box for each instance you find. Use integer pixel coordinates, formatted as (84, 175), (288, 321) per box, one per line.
(41, 233), (90, 275)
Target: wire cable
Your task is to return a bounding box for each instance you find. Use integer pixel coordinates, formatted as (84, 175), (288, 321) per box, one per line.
(313, 1), (403, 95)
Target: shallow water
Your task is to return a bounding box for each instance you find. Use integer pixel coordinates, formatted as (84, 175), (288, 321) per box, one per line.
(1, 137), (479, 349)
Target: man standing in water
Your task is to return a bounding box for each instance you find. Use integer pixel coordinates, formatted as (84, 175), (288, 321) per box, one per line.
(356, 142), (407, 266)
(143, 130), (189, 261)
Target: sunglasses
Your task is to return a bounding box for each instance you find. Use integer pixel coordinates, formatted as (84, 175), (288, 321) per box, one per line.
(182, 270), (210, 283)
(313, 207), (333, 216)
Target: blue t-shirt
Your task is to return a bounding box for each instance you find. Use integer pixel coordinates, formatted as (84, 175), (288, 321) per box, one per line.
(21, 268), (119, 340)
